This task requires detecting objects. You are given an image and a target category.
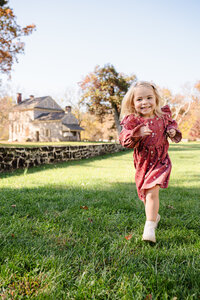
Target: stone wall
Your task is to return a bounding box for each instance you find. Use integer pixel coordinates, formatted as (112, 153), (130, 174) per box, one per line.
(0, 143), (126, 173)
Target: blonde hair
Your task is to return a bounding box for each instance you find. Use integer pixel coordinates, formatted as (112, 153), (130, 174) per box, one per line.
(120, 81), (164, 119)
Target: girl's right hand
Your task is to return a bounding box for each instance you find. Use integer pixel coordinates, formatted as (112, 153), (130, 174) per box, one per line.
(167, 128), (176, 138)
(139, 123), (152, 137)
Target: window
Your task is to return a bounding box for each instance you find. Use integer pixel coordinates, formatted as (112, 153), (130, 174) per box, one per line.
(46, 129), (51, 137)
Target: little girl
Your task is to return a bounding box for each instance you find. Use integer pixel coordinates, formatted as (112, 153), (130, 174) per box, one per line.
(119, 81), (182, 243)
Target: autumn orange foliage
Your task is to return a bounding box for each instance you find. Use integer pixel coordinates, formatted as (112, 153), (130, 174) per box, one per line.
(125, 234), (133, 240)
(0, 3), (36, 74)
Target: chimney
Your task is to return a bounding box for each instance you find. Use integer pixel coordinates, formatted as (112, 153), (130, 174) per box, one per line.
(30, 95), (34, 100)
(17, 93), (22, 104)
(65, 106), (72, 113)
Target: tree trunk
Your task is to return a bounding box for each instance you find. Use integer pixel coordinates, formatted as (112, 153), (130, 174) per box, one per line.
(112, 103), (122, 136)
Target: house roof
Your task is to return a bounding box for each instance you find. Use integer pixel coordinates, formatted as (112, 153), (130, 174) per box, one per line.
(15, 96), (63, 111)
(63, 124), (84, 131)
(35, 112), (84, 131)
(35, 112), (65, 121)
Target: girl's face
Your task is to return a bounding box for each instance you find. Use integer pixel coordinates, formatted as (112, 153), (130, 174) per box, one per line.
(133, 86), (157, 118)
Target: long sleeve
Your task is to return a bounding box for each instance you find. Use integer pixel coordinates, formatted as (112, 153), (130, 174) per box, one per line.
(166, 120), (182, 143)
(162, 105), (182, 143)
(119, 115), (144, 149)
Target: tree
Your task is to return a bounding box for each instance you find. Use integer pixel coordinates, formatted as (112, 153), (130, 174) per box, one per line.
(160, 86), (191, 125)
(164, 82), (200, 139)
(62, 86), (84, 126)
(81, 112), (103, 141)
(79, 64), (136, 134)
(0, 95), (13, 139)
(189, 119), (200, 139)
(0, 0), (36, 74)
(188, 81), (200, 139)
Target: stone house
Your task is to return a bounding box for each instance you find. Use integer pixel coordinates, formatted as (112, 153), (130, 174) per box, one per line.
(9, 94), (84, 142)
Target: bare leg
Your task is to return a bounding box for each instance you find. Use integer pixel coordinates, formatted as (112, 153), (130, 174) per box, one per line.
(145, 185), (160, 222)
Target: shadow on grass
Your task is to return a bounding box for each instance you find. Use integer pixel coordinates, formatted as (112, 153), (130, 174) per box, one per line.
(0, 181), (199, 298)
(0, 183), (199, 245)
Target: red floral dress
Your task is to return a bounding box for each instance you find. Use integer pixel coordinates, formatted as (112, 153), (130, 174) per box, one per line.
(119, 105), (182, 202)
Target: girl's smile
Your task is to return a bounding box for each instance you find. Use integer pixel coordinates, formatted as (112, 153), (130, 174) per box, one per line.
(134, 86), (156, 118)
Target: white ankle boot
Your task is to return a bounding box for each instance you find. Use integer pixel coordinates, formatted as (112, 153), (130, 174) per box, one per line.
(142, 220), (156, 243)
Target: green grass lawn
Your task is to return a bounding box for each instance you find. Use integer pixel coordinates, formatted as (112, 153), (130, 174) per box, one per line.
(0, 141), (110, 148)
(0, 142), (199, 299)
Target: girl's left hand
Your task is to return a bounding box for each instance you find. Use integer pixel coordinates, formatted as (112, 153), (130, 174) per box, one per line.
(167, 128), (176, 138)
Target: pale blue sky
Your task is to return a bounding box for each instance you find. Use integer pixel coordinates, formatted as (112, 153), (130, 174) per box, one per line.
(3, 0), (200, 102)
